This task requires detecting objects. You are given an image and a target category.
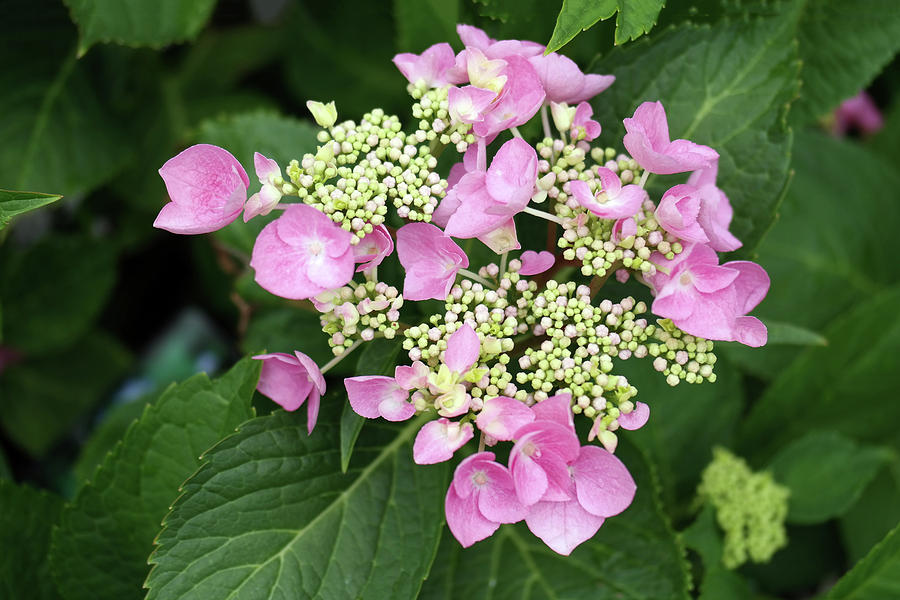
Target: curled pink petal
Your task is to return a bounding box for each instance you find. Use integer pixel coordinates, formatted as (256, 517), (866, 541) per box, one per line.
(254, 351), (325, 433)
(617, 401), (650, 430)
(397, 222), (469, 300)
(344, 376), (408, 420)
(518, 250), (555, 276)
(413, 418), (474, 464)
(393, 42), (467, 88)
(353, 225), (394, 273)
(623, 101), (718, 175)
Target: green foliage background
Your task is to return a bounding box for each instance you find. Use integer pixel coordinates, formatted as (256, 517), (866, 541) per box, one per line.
(1, 0), (899, 598)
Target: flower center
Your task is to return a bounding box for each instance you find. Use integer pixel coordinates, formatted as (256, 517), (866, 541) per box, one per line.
(522, 441), (541, 458)
(472, 470), (489, 487)
(308, 240), (324, 256)
(679, 272), (693, 286)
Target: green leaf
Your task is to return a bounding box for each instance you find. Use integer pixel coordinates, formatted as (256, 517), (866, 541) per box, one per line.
(761, 320), (828, 346)
(0, 235), (117, 353)
(394, 0), (458, 52)
(63, 0), (217, 55)
(792, 0), (900, 124)
(840, 466), (900, 563)
(741, 285), (900, 462)
(827, 521), (900, 599)
(547, 0), (664, 53)
(72, 396), (150, 485)
(50, 358), (260, 600)
(241, 307), (336, 368)
(0, 189), (62, 230)
(768, 431), (892, 524)
(681, 507), (754, 600)
(0, 331), (131, 457)
(0, 480), (64, 600)
(420, 441), (691, 599)
(146, 410), (448, 600)
(591, 15), (800, 253)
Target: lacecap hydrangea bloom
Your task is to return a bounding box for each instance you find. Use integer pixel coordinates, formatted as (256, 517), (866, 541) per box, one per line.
(153, 24), (771, 555)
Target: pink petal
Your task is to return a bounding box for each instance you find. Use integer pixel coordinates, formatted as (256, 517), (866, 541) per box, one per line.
(617, 401), (650, 430)
(572, 445), (636, 517)
(524, 498), (605, 555)
(448, 85), (497, 124)
(475, 396), (535, 441)
(518, 250), (555, 276)
(306, 389), (321, 435)
(530, 393), (575, 432)
(734, 315), (768, 347)
(477, 219), (521, 254)
(414, 419), (474, 464)
(477, 461), (528, 523)
(353, 225), (394, 273)
(509, 449), (548, 506)
(344, 376), (406, 420)
(485, 137), (538, 213)
(570, 74), (615, 104)
(253, 353), (314, 411)
(627, 101), (671, 151)
(596, 167), (622, 197)
(253, 152), (280, 183)
(378, 395), (416, 422)
(445, 485), (499, 548)
(725, 260), (770, 313)
(444, 324), (481, 374)
(397, 222), (468, 300)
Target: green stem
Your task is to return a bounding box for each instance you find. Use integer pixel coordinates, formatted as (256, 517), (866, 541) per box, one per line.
(320, 339), (363, 374)
(523, 206), (564, 225)
(458, 268), (494, 288)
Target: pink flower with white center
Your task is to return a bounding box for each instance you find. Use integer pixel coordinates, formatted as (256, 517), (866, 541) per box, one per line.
(154, 144), (249, 234)
(445, 451), (528, 547)
(569, 167), (647, 220)
(525, 445), (636, 555)
(392, 42), (467, 88)
(344, 375), (416, 422)
(353, 225), (394, 273)
(687, 163), (742, 252)
(646, 243), (769, 346)
(509, 420), (580, 506)
(243, 152), (283, 222)
(413, 418), (474, 464)
(623, 101), (719, 174)
(476, 396), (535, 441)
(528, 53), (615, 104)
(396, 222), (469, 301)
(457, 24), (544, 60)
(518, 250), (555, 276)
(617, 401), (651, 430)
(471, 55), (545, 139)
(443, 138), (538, 238)
(394, 360), (430, 390)
(834, 91), (884, 136)
(570, 102), (602, 141)
(250, 204), (355, 300)
(655, 184), (709, 243)
(425, 324), (481, 418)
(253, 351), (326, 434)
(448, 85), (498, 125)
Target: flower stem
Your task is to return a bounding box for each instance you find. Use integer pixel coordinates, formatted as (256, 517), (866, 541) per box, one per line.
(510, 126), (523, 139)
(499, 251), (508, 276)
(639, 169), (650, 188)
(458, 268), (494, 288)
(540, 104), (552, 139)
(321, 339), (363, 374)
(523, 206), (564, 225)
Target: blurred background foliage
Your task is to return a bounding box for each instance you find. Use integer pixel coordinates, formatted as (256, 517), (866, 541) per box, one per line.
(1, 0), (899, 598)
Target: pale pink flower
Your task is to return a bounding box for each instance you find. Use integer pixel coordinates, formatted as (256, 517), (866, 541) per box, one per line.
(396, 222), (469, 300)
(569, 167), (647, 220)
(687, 163), (742, 252)
(392, 42), (467, 88)
(448, 85), (497, 125)
(413, 418), (474, 464)
(243, 152), (282, 222)
(509, 420), (580, 506)
(471, 55), (545, 139)
(353, 225), (394, 273)
(570, 101), (602, 141)
(518, 250), (555, 276)
(154, 144), (249, 234)
(253, 351), (326, 434)
(445, 452), (528, 547)
(476, 396), (535, 441)
(250, 204), (355, 300)
(529, 53), (614, 104)
(655, 184), (709, 243)
(344, 375), (415, 421)
(457, 24), (544, 59)
(623, 101), (718, 174)
(612, 217), (637, 242)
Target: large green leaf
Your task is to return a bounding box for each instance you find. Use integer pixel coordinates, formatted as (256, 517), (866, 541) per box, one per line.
(63, 0), (217, 55)
(740, 286), (900, 462)
(840, 466), (900, 563)
(547, 0), (665, 52)
(681, 507), (754, 600)
(146, 410), (448, 600)
(420, 441), (691, 599)
(0, 480), (64, 600)
(827, 521), (900, 599)
(0, 189), (62, 230)
(768, 431), (892, 524)
(50, 358), (260, 600)
(591, 14), (800, 254)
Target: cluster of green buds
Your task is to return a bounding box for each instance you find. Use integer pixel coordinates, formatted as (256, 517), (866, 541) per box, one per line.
(314, 281), (403, 355)
(409, 86), (476, 154)
(648, 319), (718, 386)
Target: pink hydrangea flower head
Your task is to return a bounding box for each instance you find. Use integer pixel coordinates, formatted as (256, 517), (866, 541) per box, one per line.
(243, 152), (283, 222)
(448, 85), (498, 125)
(353, 225), (394, 273)
(413, 418), (474, 464)
(623, 101), (719, 174)
(570, 102), (602, 141)
(518, 250), (555, 276)
(253, 351), (326, 434)
(443, 137), (538, 238)
(396, 222), (469, 300)
(686, 163), (742, 252)
(655, 184), (709, 243)
(476, 396), (535, 441)
(344, 375), (415, 421)
(834, 91), (884, 136)
(392, 42), (467, 88)
(250, 204), (355, 300)
(569, 167), (647, 220)
(617, 401), (650, 430)
(528, 52), (615, 104)
(154, 144), (249, 234)
(445, 451), (528, 547)
(472, 55), (545, 138)
(509, 420), (580, 505)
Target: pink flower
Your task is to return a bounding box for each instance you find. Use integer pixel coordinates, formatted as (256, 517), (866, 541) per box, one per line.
(353, 225), (394, 273)
(443, 138), (538, 238)
(570, 101), (602, 141)
(569, 167), (647, 220)
(617, 401), (650, 430)
(528, 52), (615, 104)
(509, 420), (580, 506)
(243, 152), (282, 222)
(154, 144), (249, 234)
(445, 452), (528, 547)
(687, 163), (742, 252)
(253, 352), (326, 434)
(393, 361), (430, 390)
(413, 418), (474, 464)
(250, 204), (355, 300)
(518, 250), (555, 276)
(476, 396), (535, 441)
(448, 85), (497, 125)
(646, 243), (769, 346)
(443, 323), (481, 374)
(344, 376), (416, 421)
(623, 101), (718, 175)
(457, 24), (544, 59)
(834, 91), (883, 136)
(655, 184), (709, 243)
(396, 222), (469, 301)
(392, 42), (467, 88)
(471, 55), (545, 138)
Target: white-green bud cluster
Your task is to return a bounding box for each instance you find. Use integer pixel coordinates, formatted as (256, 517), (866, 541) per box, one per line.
(647, 319), (717, 386)
(409, 87), (477, 154)
(316, 281), (403, 355)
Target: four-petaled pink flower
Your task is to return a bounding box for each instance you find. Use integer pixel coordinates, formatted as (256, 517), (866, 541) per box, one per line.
(623, 101), (718, 174)
(569, 167), (648, 220)
(253, 351), (326, 434)
(250, 204), (355, 300)
(155, 144), (249, 234)
(353, 225), (394, 273)
(396, 222), (469, 301)
(392, 42), (467, 88)
(655, 184), (709, 243)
